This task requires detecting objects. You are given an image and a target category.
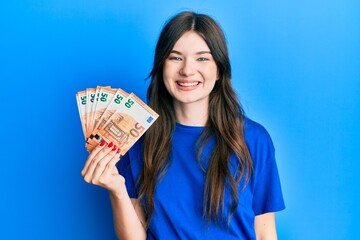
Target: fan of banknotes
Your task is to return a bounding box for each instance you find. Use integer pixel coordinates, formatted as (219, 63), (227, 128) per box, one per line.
(76, 86), (158, 154)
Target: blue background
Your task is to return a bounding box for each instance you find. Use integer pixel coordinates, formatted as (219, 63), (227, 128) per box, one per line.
(1, 0), (359, 239)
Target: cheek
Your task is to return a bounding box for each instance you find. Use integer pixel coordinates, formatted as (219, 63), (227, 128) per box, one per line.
(163, 71), (171, 89)
(163, 63), (179, 86)
(163, 63), (173, 81)
(205, 65), (219, 81)
(202, 62), (218, 77)
(162, 69), (173, 95)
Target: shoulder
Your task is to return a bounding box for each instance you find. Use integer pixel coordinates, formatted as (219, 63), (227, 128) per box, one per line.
(244, 118), (286, 214)
(243, 117), (274, 149)
(242, 117), (276, 171)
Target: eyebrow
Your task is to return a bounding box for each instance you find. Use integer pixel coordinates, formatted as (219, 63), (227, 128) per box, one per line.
(170, 50), (212, 55)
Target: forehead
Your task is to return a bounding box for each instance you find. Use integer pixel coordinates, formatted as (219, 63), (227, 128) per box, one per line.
(172, 31), (210, 52)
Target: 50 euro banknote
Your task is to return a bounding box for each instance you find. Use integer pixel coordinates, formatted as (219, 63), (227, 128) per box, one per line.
(76, 86), (114, 138)
(76, 87), (158, 155)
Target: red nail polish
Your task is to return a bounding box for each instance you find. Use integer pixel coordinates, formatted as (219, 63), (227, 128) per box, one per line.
(108, 142), (114, 148)
(112, 145), (117, 151)
(100, 141), (106, 147)
(116, 148), (121, 154)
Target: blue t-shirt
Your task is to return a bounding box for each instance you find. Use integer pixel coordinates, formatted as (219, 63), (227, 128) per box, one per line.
(117, 118), (285, 239)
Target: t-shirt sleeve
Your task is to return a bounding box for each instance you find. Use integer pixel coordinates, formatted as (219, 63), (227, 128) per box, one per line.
(249, 124), (285, 215)
(116, 151), (138, 198)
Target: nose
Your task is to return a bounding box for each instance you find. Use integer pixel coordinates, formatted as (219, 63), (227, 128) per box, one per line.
(180, 59), (195, 76)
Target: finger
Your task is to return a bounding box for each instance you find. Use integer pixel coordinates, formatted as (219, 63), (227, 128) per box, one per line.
(81, 140), (107, 176)
(91, 145), (119, 184)
(102, 149), (122, 178)
(82, 141), (114, 180)
(83, 142), (116, 183)
(111, 152), (123, 175)
(97, 150), (123, 189)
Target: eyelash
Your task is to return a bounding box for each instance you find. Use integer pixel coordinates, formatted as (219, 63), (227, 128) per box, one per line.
(197, 57), (208, 61)
(168, 57), (209, 61)
(169, 57), (182, 61)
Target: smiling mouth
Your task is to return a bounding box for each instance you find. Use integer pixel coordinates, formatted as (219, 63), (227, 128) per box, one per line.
(176, 81), (200, 87)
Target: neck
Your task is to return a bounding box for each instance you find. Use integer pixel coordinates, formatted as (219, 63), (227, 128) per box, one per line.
(173, 100), (209, 126)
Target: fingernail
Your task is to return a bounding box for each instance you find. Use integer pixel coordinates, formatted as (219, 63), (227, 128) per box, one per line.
(117, 148), (121, 154)
(100, 141), (106, 147)
(112, 145), (117, 151)
(108, 142), (114, 148)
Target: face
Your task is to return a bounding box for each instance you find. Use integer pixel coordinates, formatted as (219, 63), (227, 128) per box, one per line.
(163, 31), (218, 108)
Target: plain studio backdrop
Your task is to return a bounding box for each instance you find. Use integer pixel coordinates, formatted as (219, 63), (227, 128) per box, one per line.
(0, 0), (359, 239)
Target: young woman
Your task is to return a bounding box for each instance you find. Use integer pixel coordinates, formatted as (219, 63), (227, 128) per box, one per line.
(82, 11), (285, 239)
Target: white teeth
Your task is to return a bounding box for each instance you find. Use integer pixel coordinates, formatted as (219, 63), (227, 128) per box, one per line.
(177, 82), (199, 87)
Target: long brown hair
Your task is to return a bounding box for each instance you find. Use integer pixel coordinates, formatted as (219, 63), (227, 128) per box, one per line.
(138, 11), (253, 226)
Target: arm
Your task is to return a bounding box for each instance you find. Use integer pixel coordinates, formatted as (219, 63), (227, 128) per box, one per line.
(82, 142), (146, 240)
(109, 193), (146, 239)
(254, 212), (277, 240)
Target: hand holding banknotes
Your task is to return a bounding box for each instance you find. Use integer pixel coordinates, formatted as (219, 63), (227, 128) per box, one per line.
(81, 141), (125, 195)
(76, 86), (158, 195)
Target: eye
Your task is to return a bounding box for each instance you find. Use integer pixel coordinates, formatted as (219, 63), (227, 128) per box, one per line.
(168, 56), (182, 61)
(197, 57), (209, 61)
